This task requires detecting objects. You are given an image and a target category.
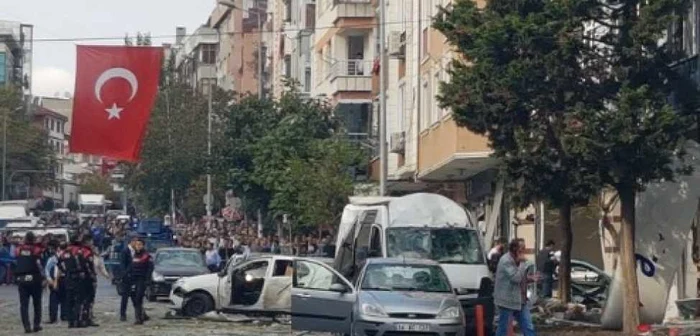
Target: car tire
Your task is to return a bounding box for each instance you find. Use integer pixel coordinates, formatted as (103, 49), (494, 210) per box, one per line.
(182, 292), (214, 317)
(146, 287), (157, 302)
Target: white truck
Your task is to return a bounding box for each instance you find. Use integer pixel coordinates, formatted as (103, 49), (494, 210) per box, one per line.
(334, 193), (492, 328)
(79, 194), (107, 222)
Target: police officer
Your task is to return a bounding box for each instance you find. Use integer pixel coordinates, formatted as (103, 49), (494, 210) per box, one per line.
(13, 232), (44, 333)
(78, 234), (99, 327)
(124, 237), (153, 325)
(58, 234), (85, 328)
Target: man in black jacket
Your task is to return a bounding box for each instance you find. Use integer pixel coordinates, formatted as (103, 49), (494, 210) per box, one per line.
(118, 235), (136, 321)
(119, 235), (150, 322)
(125, 237), (153, 325)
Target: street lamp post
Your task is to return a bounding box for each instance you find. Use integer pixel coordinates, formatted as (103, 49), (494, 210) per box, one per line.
(218, 0), (265, 99)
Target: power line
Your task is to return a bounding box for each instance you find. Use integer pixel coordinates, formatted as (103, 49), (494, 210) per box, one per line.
(0, 19), (432, 44)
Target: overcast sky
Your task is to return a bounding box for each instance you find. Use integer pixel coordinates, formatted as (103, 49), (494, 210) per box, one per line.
(5, 0), (215, 97)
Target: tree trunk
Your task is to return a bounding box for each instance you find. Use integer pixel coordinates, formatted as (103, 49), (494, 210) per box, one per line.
(618, 185), (640, 334)
(559, 203), (573, 304)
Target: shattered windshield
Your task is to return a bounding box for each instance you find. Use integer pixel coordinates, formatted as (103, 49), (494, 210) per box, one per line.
(361, 263), (452, 293)
(386, 228), (485, 265)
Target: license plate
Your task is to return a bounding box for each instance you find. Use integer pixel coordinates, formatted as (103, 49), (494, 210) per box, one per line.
(395, 323), (430, 332)
(23, 275), (33, 281)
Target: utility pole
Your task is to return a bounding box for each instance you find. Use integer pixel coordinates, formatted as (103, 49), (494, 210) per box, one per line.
(379, 0), (388, 196)
(257, 13), (264, 100)
(206, 84), (213, 227)
(2, 109), (7, 201)
(165, 88), (176, 224)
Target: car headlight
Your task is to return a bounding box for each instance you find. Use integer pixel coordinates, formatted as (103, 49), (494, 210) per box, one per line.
(437, 306), (461, 319)
(152, 271), (165, 282)
(361, 303), (387, 318)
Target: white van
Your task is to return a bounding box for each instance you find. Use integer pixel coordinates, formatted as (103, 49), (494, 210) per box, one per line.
(334, 193), (490, 301)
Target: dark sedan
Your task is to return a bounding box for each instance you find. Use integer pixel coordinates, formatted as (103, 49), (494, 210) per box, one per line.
(147, 247), (209, 302)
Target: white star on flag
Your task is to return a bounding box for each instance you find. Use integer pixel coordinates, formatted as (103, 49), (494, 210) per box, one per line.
(105, 103), (124, 120)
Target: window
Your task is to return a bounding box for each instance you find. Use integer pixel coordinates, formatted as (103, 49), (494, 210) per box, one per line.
(44, 119), (49, 130)
(284, 55), (292, 78)
(285, 0), (292, 22)
(293, 260), (341, 290)
(240, 260), (269, 280)
(421, 80), (430, 129)
(273, 259), (293, 277)
(433, 72), (441, 122)
(50, 119), (55, 132)
(398, 84), (405, 131)
(58, 121), (63, 134)
(369, 226), (382, 256)
(201, 44), (217, 64)
(303, 67), (311, 92)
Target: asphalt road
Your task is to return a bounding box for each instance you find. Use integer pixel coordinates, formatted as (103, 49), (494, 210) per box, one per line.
(0, 278), (293, 336)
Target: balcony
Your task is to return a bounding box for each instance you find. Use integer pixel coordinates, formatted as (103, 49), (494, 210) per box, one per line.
(317, 0), (374, 35)
(322, 59), (372, 94)
(417, 114), (497, 181)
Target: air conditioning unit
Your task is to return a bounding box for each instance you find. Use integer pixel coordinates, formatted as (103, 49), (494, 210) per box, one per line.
(388, 31), (405, 58)
(390, 131), (405, 154)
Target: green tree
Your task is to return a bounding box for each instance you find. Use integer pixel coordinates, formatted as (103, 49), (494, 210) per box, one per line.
(434, 0), (603, 303)
(577, 0), (699, 331)
(436, 0), (699, 331)
(124, 32), (152, 46)
(0, 87), (54, 198)
(215, 86), (364, 232)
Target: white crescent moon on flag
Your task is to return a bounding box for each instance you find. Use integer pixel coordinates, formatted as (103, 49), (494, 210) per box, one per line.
(94, 68), (139, 103)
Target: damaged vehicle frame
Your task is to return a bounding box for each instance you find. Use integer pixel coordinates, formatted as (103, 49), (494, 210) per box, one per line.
(169, 254), (332, 317)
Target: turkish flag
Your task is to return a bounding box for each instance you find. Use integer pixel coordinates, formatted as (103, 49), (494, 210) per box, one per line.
(69, 46), (163, 162)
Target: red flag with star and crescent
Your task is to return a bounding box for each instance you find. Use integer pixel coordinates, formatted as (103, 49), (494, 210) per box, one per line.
(69, 45), (163, 162)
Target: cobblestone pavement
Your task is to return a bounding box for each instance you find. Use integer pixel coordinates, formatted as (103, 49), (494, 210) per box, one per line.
(0, 279), (291, 336)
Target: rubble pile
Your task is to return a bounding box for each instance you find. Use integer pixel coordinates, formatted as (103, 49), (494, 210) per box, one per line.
(531, 298), (603, 326)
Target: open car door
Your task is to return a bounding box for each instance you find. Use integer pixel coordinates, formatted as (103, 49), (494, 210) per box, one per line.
(292, 258), (355, 334)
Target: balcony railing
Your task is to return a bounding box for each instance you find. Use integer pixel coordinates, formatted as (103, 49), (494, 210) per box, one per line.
(331, 59), (373, 78)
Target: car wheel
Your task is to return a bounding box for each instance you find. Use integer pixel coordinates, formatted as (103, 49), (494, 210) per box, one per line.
(182, 292), (214, 317)
(146, 287), (157, 302)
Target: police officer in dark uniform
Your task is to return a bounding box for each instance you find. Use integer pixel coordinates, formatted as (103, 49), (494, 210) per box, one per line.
(13, 232), (44, 333)
(124, 237), (153, 325)
(79, 234), (99, 327)
(58, 234), (85, 328)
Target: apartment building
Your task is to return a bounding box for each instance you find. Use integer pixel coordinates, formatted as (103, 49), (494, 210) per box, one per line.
(0, 20), (33, 95)
(371, 0), (498, 204)
(313, 0), (375, 142)
(173, 25), (219, 94)
(209, 0), (271, 96)
(266, 0), (316, 98)
(30, 104), (68, 204)
(35, 96), (103, 206)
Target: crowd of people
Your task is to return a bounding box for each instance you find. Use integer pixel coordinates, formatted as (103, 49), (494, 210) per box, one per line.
(171, 219), (337, 272)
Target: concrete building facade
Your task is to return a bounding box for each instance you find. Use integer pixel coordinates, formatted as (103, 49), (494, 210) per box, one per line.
(0, 20), (33, 96)
(209, 0), (271, 96)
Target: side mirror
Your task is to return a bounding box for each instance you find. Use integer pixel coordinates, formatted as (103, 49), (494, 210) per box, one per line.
(454, 288), (460, 295)
(218, 269), (227, 277)
(329, 283), (348, 293)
